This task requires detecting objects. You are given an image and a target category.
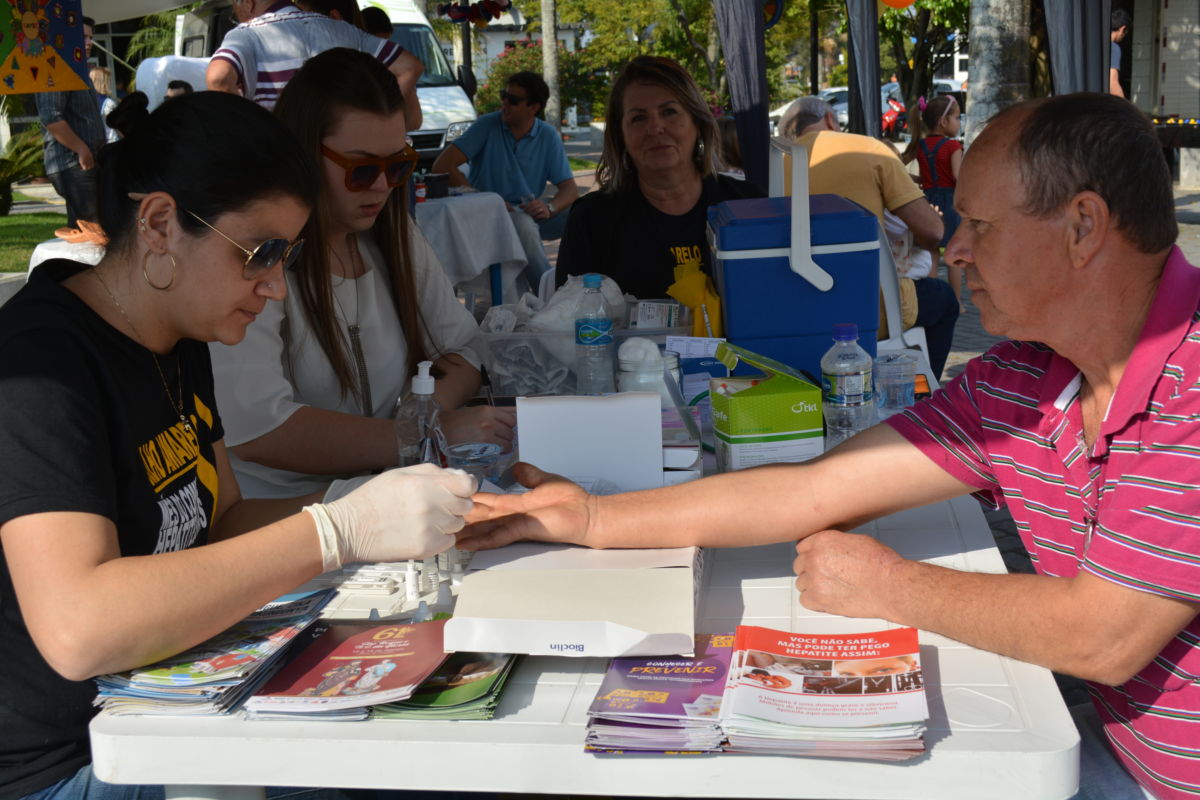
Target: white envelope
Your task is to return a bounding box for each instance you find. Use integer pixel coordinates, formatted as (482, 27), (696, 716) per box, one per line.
(444, 543), (701, 658)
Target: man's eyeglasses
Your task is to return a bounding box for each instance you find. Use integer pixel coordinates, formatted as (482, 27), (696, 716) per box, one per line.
(321, 144), (419, 192)
(186, 210), (304, 278)
(500, 89), (529, 106)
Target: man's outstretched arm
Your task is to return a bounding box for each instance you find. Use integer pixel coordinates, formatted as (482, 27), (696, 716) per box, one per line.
(461, 424), (975, 551)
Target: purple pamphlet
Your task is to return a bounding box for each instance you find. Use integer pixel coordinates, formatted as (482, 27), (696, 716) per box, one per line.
(585, 633), (732, 753)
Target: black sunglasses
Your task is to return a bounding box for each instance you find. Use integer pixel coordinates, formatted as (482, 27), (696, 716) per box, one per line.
(321, 144), (419, 192)
(500, 89), (530, 106)
(186, 211), (304, 279)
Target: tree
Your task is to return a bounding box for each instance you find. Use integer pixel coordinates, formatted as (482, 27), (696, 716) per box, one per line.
(476, 40), (595, 118)
(128, 6), (194, 63)
(542, 0), (561, 130)
(878, 0), (969, 110)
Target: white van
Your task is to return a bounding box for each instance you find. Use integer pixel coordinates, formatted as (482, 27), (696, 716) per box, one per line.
(144, 0), (475, 165)
(366, 0), (477, 163)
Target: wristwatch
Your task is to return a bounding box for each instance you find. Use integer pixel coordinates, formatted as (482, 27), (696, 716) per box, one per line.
(545, 200), (556, 215)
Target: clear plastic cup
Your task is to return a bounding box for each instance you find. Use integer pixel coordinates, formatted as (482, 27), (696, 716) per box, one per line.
(874, 352), (917, 420)
(446, 442), (504, 484)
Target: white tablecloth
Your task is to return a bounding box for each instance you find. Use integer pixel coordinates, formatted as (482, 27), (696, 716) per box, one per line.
(89, 496), (1079, 800)
(413, 191), (527, 302)
(28, 238), (105, 275)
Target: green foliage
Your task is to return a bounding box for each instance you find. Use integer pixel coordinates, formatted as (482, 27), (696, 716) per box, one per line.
(878, 0), (969, 105)
(128, 4), (197, 64)
(476, 40), (601, 119)
(0, 126), (45, 185)
(828, 63), (848, 88)
(0, 213), (66, 269)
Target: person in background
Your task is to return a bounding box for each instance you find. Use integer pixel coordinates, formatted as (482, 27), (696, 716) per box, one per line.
(360, 5), (393, 39)
(1110, 7), (1131, 98)
(464, 93), (1200, 800)
(296, 0), (364, 29)
(164, 79), (194, 101)
(35, 15), (104, 228)
(211, 48), (514, 500)
(555, 56), (762, 300)
(0, 89), (473, 800)
(206, 0), (422, 129)
(716, 116), (745, 180)
(89, 66), (119, 143)
(786, 95), (958, 379)
(432, 70), (578, 295)
(901, 93), (964, 310)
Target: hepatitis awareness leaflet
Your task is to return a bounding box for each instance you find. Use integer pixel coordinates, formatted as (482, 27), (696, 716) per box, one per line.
(722, 625), (928, 731)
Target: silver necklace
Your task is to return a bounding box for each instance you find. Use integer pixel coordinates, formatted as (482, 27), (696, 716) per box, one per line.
(91, 268), (192, 434)
(329, 239), (373, 416)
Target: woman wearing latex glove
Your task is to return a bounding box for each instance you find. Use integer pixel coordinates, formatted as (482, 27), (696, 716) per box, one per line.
(210, 49), (514, 502)
(0, 91), (474, 799)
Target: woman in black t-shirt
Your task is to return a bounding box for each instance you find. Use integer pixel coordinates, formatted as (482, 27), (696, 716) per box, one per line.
(0, 92), (475, 800)
(556, 56), (763, 300)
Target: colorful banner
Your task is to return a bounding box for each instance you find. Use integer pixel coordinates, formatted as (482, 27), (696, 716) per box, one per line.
(1, 0), (89, 94)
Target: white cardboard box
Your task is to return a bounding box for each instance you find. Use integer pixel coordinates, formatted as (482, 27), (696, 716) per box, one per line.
(443, 542), (701, 657)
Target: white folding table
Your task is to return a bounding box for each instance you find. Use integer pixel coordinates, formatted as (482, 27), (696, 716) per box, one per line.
(90, 496), (1079, 800)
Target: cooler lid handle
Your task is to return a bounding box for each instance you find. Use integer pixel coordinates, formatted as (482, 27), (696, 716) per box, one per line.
(788, 142), (834, 292)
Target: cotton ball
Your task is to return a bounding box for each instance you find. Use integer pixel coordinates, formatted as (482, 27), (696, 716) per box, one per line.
(617, 336), (664, 364)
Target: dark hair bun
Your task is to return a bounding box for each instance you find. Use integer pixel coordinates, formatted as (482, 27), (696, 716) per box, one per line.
(106, 91), (150, 138)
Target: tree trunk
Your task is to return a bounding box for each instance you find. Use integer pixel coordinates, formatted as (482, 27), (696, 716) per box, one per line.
(541, 0), (561, 132)
(965, 0), (1031, 146)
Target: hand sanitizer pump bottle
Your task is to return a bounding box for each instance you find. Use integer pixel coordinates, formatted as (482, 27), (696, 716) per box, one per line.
(395, 360), (447, 467)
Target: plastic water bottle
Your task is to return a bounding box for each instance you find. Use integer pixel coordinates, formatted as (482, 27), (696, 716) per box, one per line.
(820, 323), (875, 451)
(395, 360), (448, 466)
(574, 273), (615, 394)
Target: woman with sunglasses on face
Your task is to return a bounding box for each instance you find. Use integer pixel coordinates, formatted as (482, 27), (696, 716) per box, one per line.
(210, 48), (514, 501)
(0, 91), (475, 800)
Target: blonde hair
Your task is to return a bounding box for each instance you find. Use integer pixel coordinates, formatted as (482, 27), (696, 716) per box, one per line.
(89, 66), (114, 98)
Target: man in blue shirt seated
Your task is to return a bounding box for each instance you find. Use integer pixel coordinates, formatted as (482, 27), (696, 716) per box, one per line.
(433, 71), (579, 293)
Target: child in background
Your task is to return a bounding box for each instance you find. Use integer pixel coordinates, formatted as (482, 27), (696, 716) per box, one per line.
(902, 94), (963, 309)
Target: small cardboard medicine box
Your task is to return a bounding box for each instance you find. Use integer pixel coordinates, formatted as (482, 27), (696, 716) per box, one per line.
(711, 343), (823, 472)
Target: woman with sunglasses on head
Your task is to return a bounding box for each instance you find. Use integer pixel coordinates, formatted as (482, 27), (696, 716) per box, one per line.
(210, 48), (514, 501)
(0, 91), (475, 800)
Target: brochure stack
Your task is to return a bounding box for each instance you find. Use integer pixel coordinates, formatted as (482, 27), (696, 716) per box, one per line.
(374, 651), (519, 720)
(585, 633), (733, 753)
(243, 619), (450, 720)
(719, 625), (928, 761)
(93, 589), (334, 716)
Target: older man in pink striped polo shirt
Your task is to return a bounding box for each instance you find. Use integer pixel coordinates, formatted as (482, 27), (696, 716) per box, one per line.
(461, 93), (1198, 798)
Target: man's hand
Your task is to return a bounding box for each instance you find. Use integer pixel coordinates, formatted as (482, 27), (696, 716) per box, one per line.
(457, 463), (593, 551)
(519, 198), (552, 221)
(793, 531), (907, 619)
(77, 146), (95, 171)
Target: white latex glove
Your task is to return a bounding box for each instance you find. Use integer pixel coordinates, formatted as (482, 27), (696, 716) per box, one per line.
(305, 463), (474, 571)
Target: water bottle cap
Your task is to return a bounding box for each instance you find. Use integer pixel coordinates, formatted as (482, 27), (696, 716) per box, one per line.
(583, 273), (603, 289)
(411, 360), (435, 394)
(832, 322), (859, 341)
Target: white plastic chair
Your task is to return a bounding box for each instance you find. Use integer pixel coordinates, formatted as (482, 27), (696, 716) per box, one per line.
(875, 222), (939, 390)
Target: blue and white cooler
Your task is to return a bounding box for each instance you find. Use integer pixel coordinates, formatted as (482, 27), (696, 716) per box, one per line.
(707, 154), (881, 383)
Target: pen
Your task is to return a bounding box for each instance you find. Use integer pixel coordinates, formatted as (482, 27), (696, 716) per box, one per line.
(480, 364), (495, 406)
(700, 303), (714, 337)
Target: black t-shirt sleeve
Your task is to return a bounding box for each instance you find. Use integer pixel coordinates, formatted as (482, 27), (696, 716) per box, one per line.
(555, 191), (607, 288)
(0, 328), (116, 528)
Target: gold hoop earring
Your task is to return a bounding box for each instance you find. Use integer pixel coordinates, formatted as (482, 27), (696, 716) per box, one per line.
(142, 251), (178, 291)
